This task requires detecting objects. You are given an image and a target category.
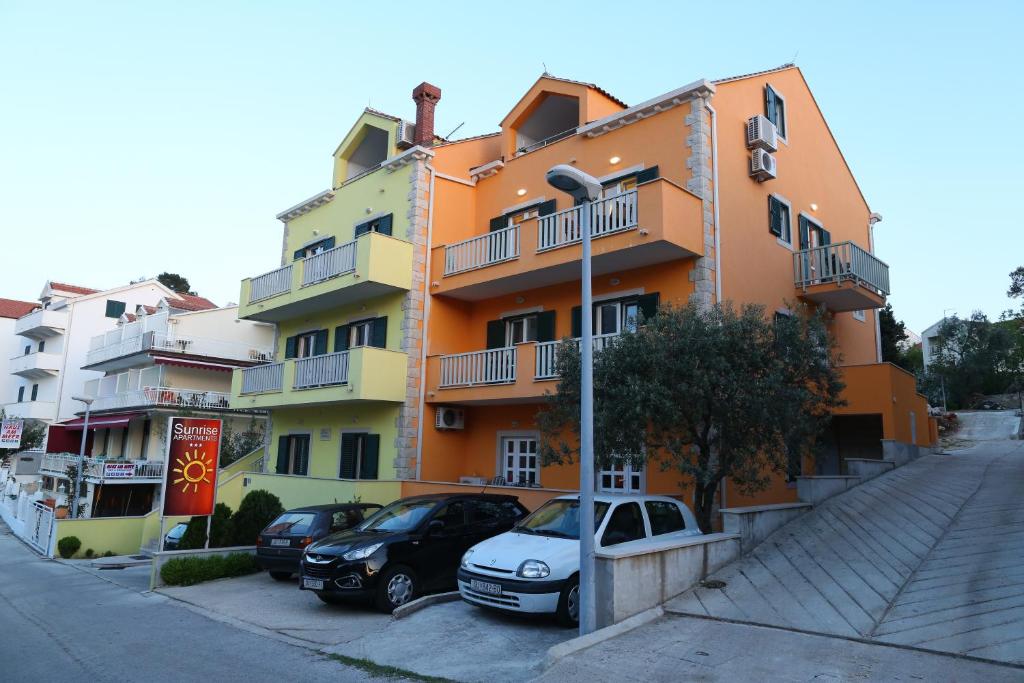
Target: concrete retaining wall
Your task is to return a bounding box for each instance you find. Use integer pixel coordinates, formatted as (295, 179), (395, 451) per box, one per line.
(881, 439), (921, 466)
(796, 476), (861, 505)
(149, 545), (256, 589)
(594, 533), (740, 628)
(845, 458), (896, 482)
(721, 503), (812, 554)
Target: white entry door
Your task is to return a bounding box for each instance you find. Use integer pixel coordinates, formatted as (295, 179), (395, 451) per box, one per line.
(502, 437), (539, 485)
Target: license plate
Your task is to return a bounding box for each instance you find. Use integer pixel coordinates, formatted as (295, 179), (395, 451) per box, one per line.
(471, 579), (502, 596)
(303, 578), (324, 590)
(270, 538), (290, 547)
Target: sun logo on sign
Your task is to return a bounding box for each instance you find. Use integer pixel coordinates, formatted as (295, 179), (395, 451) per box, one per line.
(172, 446), (214, 494)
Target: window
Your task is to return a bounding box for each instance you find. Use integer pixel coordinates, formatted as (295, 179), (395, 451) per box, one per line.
(293, 237), (335, 260)
(105, 300), (126, 318)
(266, 512), (317, 535)
(765, 84), (787, 139)
(17, 386), (24, 402)
(599, 458), (644, 493)
(489, 200), (557, 232)
(284, 330), (327, 359)
(30, 384), (38, 401)
(335, 317), (387, 351)
(470, 499), (524, 523)
(600, 502), (646, 547)
(38, 340), (45, 353)
(572, 293), (659, 339)
(340, 433), (380, 480)
(23, 345), (29, 356)
(275, 435), (310, 476)
(853, 310), (866, 322)
(502, 437), (539, 485)
(505, 315), (538, 346)
(296, 332), (318, 358)
(330, 509), (364, 532)
(645, 501), (686, 536)
(432, 501), (467, 532)
(486, 311), (555, 349)
(595, 302), (621, 336)
(350, 320), (372, 348)
(769, 195), (792, 244)
(354, 213), (393, 237)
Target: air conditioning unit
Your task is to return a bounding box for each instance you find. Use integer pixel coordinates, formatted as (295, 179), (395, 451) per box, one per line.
(746, 115), (778, 152)
(750, 148), (777, 182)
(396, 120), (416, 149)
(435, 406), (465, 430)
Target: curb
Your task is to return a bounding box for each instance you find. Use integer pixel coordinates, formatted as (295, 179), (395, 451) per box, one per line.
(392, 590), (461, 619)
(541, 606), (663, 671)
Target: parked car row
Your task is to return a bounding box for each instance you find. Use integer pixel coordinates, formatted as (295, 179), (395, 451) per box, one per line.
(254, 491), (702, 627)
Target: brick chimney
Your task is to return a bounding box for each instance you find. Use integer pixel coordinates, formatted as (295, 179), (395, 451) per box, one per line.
(412, 82), (441, 147)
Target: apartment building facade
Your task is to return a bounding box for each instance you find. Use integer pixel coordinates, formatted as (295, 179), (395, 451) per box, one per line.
(0, 298), (40, 418)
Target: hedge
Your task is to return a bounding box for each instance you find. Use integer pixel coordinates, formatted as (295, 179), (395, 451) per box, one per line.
(160, 553), (259, 586)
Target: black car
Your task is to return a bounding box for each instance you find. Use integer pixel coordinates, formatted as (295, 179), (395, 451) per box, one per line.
(300, 493), (528, 612)
(257, 503), (382, 580)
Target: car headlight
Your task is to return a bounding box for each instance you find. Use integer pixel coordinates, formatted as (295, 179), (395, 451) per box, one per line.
(342, 542), (383, 561)
(461, 549), (474, 569)
(516, 559), (550, 579)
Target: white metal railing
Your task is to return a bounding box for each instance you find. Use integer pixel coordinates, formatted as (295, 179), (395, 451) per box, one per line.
(793, 241), (890, 296)
(537, 190), (638, 251)
(302, 241), (358, 286)
(534, 333), (621, 379)
(294, 351), (349, 389)
(88, 386), (232, 412)
(86, 330), (273, 366)
(240, 362), (284, 394)
(515, 127), (577, 155)
(249, 264), (293, 302)
(444, 225), (520, 275)
(40, 453), (164, 481)
(439, 347), (517, 388)
(27, 501), (54, 555)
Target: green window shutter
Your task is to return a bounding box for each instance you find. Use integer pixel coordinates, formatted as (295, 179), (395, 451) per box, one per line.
(536, 311), (556, 342)
(104, 300), (126, 318)
(489, 216), (507, 232)
(17, 387), (24, 402)
(485, 320), (505, 349)
(339, 434), (357, 479)
(765, 85), (777, 125)
(768, 197), (782, 237)
(293, 248), (305, 260)
(323, 236), (336, 250)
(284, 336), (297, 359)
(571, 306), (582, 338)
(798, 216), (810, 250)
(638, 293), (660, 321)
(314, 330), (328, 355)
(819, 228), (831, 246)
(360, 434), (380, 480)
(537, 199), (557, 217)
(354, 221), (371, 237)
(635, 166), (660, 184)
(334, 325), (350, 352)
(276, 436), (290, 474)
(294, 436), (309, 476)
(378, 214), (393, 236)
(371, 317), (387, 349)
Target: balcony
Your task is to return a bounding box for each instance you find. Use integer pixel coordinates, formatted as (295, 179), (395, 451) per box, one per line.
(2, 400), (57, 421)
(432, 179), (703, 301)
(85, 330), (274, 371)
(40, 453), (164, 483)
(231, 346), (408, 409)
(793, 242), (889, 313)
(89, 386), (234, 413)
(10, 351), (61, 379)
(14, 309), (66, 340)
(239, 232), (413, 323)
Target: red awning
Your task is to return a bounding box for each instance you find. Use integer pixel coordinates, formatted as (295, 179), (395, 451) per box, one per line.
(61, 412), (144, 430)
(152, 356), (236, 372)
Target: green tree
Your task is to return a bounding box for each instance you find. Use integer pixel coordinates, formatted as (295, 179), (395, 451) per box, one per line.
(927, 312), (1015, 408)
(230, 490), (284, 546)
(179, 503), (235, 549)
(879, 303), (908, 365)
(538, 302), (845, 532)
(156, 272), (195, 295)
(218, 418), (265, 468)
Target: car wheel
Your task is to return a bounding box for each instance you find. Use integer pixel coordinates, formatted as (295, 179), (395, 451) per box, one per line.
(375, 565), (418, 613)
(269, 571), (292, 581)
(556, 574), (580, 628)
(316, 592), (345, 605)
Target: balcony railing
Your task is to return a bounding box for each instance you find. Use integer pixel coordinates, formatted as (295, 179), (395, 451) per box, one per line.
(250, 264), (293, 302)
(302, 241), (357, 287)
(534, 333), (621, 380)
(40, 453), (165, 481)
(439, 347), (517, 388)
(14, 308), (66, 338)
(86, 330), (273, 366)
(89, 386), (232, 412)
(294, 351), (349, 389)
(793, 241), (890, 296)
(537, 190), (638, 252)
(240, 362), (284, 394)
(444, 225), (520, 276)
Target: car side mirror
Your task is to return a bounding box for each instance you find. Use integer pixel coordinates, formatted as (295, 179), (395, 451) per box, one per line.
(427, 519), (445, 535)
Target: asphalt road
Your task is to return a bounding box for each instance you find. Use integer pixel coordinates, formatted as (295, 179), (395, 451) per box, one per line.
(955, 410), (1022, 441)
(0, 528), (373, 682)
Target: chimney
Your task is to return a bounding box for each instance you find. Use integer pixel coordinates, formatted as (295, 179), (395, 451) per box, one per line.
(412, 82), (441, 147)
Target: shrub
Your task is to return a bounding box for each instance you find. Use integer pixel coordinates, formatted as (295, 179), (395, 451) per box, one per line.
(57, 536), (82, 559)
(84, 548), (95, 559)
(179, 503), (235, 550)
(230, 490), (283, 546)
(103, 550), (114, 557)
(160, 553), (259, 586)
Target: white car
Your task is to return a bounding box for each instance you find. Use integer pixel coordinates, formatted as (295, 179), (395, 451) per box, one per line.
(457, 493), (702, 626)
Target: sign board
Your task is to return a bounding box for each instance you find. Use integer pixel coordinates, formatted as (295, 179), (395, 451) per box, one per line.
(161, 417), (222, 517)
(103, 462), (136, 479)
(0, 419), (24, 449)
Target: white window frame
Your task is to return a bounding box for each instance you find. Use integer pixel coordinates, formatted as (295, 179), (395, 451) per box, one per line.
(599, 458), (645, 494)
(505, 315), (538, 346)
(766, 83), (788, 144)
(349, 320), (373, 348)
(496, 432), (540, 486)
(852, 310), (866, 322)
(295, 331), (318, 358)
(769, 193), (794, 248)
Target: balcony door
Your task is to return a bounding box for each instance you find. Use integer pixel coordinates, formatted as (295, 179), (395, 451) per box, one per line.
(500, 435), (539, 486)
(276, 435), (310, 476)
(598, 459), (644, 494)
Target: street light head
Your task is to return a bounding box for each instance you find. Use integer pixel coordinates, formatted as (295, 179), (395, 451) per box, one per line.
(72, 395), (94, 405)
(545, 164), (602, 203)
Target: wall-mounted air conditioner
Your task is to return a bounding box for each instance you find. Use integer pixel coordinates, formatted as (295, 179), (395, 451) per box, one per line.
(435, 406), (465, 430)
(396, 120), (416, 149)
(750, 148), (777, 182)
(746, 115), (778, 152)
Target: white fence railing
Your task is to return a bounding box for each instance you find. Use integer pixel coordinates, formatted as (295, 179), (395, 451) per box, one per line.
(444, 225), (520, 276)
(302, 241), (357, 286)
(88, 386), (232, 412)
(27, 501), (54, 554)
(439, 347), (517, 388)
(87, 330), (273, 366)
(534, 333), (621, 379)
(240, 362), (284, 394)
(40, 453), (165, 481)
(537, 190), (638, 252)
(294, 352), (349, 389)
(249, 264), (293, 302)
(793, 241), (890, 296)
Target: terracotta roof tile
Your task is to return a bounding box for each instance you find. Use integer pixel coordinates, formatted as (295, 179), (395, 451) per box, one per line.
(541, 73), (629, 108)
(48, 281), (100, 295)
(167, 294), (217, 311)
(0, 298), (40, 319)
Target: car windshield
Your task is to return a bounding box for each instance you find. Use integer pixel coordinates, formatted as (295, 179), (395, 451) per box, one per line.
(264, 512), (317, 536)
(514, 499), (610, 539)
(167, 524), (187, 539)
(357, 500), (437, 533)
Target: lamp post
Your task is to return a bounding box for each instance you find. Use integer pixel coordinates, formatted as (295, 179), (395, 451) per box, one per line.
(71, 395), (94, 519)
(545, 164), (602, 636)
(940, 309), (955, 413)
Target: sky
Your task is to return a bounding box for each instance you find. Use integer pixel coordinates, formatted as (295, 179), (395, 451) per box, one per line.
(1, 1), (1020, 333)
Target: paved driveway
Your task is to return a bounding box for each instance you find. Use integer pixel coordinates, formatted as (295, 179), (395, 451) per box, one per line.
(665, 439), (1024, 665)
(956, 410), (1021, 441)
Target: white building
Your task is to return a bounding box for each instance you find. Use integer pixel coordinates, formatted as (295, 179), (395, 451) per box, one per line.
(920, 318), (951, 371)
(0, 298), (41, 419)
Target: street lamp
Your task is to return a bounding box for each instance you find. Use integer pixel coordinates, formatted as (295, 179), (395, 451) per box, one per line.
(940, 309), (955, 413)
(71, 395), (94, 519)
(545, 164), (602, 636)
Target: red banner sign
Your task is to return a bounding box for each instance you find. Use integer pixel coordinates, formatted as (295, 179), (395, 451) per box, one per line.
(162, 417), (221, 517)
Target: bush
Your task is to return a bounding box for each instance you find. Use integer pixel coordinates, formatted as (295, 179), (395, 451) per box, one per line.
(84, 548), (95, 559)
(103, 550), (114, 557)
(57, 536), (81, 559)
(230, 490), (283, 546)
(160, 552), (259, 586)
(179, 503), (235, 550)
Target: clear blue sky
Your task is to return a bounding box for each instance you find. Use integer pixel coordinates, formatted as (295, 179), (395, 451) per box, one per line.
(1, 1), (1020, 332)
